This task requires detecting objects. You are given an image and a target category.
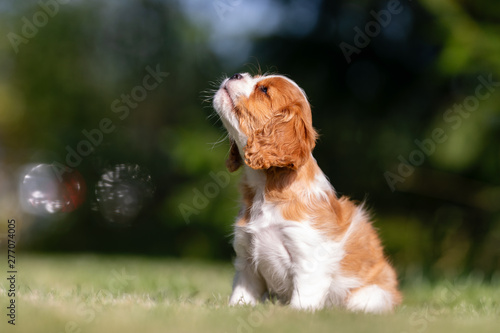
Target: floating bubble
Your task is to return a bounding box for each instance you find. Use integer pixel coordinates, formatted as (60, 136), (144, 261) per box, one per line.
(94, 163), (154, 226)
(19, 164), (86, 216)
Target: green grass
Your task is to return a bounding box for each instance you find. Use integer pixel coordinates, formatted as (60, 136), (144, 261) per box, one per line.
(0, 254), (498, 333)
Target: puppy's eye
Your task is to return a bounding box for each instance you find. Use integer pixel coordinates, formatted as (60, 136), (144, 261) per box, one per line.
(259, 86), (268, 94)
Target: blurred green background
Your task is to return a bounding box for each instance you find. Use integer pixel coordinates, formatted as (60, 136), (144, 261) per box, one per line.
(0, 0), (499, 282)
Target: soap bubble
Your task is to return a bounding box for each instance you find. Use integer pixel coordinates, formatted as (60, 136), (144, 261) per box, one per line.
(19, 164), (86, 216)
(94, 163), (154, 226)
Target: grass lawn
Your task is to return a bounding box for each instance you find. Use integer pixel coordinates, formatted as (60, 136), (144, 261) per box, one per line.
(0, 254), (498, 333)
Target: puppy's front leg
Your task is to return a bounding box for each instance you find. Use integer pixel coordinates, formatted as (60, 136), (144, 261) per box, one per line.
(229, 224), (266, 306)
(229, 257), (266, 306)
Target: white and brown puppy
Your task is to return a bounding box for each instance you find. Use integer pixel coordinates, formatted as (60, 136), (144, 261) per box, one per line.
(213, 73), (401, 313)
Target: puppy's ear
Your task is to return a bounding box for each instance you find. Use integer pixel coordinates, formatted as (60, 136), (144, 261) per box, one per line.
(226, 138), (243, 172)
(244, 102), (317, 170)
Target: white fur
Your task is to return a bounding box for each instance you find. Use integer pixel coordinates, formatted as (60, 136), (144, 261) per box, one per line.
(229, 198), (365, 311)
(346, 285), (395, 314)
(215, 73), (396, 313)
(229, 163), (366, 311)
(213, 73), (256, 150)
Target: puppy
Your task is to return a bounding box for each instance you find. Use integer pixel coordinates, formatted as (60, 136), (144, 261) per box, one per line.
(213, 73), (401, 313)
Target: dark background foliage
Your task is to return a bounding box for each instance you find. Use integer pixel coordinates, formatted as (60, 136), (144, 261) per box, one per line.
(1, 0), (499, 282)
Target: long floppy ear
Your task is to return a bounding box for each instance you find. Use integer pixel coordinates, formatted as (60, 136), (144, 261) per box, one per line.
(244, 102), (317, 170)
(226, 138), (243, 172)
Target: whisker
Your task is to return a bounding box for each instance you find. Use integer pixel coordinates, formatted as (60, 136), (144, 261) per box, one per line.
(207, 132), (229, 151)
(245, 58), (263, 76)
(206, 111), (220, 122)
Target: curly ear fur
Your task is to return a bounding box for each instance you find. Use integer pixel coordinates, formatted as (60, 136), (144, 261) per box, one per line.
(244, 102), (317, 170)
(226, 138), (243, 172)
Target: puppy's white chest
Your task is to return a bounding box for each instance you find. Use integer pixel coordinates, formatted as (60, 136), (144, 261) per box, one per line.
(235, 201), (345, 303)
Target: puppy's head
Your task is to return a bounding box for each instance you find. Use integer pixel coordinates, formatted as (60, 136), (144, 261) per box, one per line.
(213, 73), (317, 172)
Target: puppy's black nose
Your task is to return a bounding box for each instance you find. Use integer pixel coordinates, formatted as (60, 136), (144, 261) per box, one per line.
(230, 73), (243, 80)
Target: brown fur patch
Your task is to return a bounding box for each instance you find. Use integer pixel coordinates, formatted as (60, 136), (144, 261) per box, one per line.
(222, 74), (401, 309)
(232, 76), (317, 170)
